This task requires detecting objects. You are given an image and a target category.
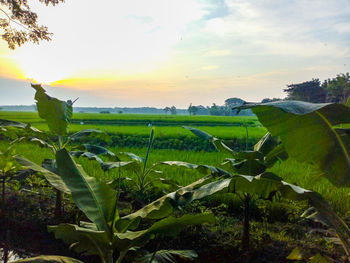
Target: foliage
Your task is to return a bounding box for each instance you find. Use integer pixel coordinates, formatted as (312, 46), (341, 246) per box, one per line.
(170, 106), (177, 115)
(32, 84), (73, 137)
(12, 255), (84, 263)
(284, 79), (326, 103)
(0, 0), (64, 49)
(322, 73), (350, 103)
(234, 100), (350, 187)
(0, 145), (21, 203)
(49, 148), (216, 263)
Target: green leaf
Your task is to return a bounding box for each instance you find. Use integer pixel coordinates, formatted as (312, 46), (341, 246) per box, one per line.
(48, 224), (111, 259)
(115, 176), (230, 232)
(119, 152), (145, 163)
(232, 151), (264, 160)
(0, 119), (42, 133)
(11, 255), (83, 263)
(183, 126), (233, 155)
(75, 144), (119, 161)
(56, 148), (117, 235)
(136, 250), (198, 263)
(101, 161), (141, 173)
(69, 129), (111, 142)
(28, 137), (55, 152)
(234, 100), (350, 186)
(286, 247), (304, 260)
(221, 158), (266, 176)
(264, 144), (288, 168)
(254, 133), (280, 155)
(158, 161), (231, 176)
(183, 126), (213, 140)
(113, 213), (215, 251)
(308, 253), (330, 263)
(32, 84), (73, 136)
(14, 155), (71, 194)
(70, 151), (104, 164)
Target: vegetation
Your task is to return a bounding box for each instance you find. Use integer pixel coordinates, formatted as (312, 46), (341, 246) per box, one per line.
(0, 0), (64, 49)
(1, 85), (350, 263)
(283, 73), (350, 103)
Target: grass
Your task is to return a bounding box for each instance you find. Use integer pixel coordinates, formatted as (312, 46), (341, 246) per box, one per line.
(0, 111), (259, 125)
(0, 111), (266, 140)
(2, 141), (350, 215)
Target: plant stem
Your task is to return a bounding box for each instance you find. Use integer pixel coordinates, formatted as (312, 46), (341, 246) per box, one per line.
(149, 242), (160, 263)
(242, 194), (250, 263)
(115, 250), (127, 263)
(55, 189), (62, 219)
(105, 250), (114, 263)
(55, 135), (63, 219)
(2, 177), (5, 205)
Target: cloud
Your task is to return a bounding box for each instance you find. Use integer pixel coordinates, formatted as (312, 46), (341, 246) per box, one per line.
(200, 65), (219, 70)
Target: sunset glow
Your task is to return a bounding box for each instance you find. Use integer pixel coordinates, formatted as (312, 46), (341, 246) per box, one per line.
(0, 0), (349, 107)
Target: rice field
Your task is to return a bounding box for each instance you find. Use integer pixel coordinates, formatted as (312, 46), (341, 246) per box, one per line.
(1, 111), (349, 215)
(0, 111), (266, 140)
(1, 140), (350, 215)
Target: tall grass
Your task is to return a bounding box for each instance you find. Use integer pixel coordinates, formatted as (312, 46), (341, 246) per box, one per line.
(2, 141), (350, 214)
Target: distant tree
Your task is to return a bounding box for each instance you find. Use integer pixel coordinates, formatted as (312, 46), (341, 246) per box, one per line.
(163, 106), (171, 114)
(118, 110), (123, 114)
(224, 97), (245, 106)
(170, 106), (177, 115)
(0, 107), (2, 111)
(187, 103), (198, 115)
(100, 111), (110, 114)
(209, 103), (223, 116)
(284, 79), (326, 103)
(322, 73), (350, 103)
(261, 98), (281, 103)
(196, 105), (208, 115)
(0, 0), (64, 49)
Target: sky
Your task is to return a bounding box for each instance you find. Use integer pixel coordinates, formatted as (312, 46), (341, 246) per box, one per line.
(0, 0), (349, 108)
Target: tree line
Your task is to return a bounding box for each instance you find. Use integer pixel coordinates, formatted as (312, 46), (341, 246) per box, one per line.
(281, 72), (350, 103)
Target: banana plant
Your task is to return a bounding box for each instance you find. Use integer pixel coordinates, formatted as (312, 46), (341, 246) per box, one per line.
(74, 128), (185, 206)
(233, 100), (350, 187)
(0, 145), (21, 206)
(12, 84), (111, 217)
(233, 100), (350, 259)
(47, 148), (216, 263)
(183, 126), (350, 260)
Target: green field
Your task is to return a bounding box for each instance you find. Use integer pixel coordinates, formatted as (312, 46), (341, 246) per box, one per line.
(1, 140), (349, 215)
(0, 111), (267, 140)
(2, 111), (350, 215)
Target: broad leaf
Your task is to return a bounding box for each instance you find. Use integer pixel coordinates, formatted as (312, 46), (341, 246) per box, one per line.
(75, 144), (119, 161)
(183, 126), (233, 155)
(115, 176), (230, 232)
(183, 126), (212, 140)
(48, 224), (111, 258)
(159, 161), (230, 176)
(221, 158), (266, 176)
(12, 255), (83, 263)
(119, 152), (145, 163)
(286, 247), (303, 260)
(101, 161), (140, 173)
(32, 84), (73, 136)
(113, 213), (215, 251)
(56, 149), (117, 235)
(234, 100), (350, 186)
(309, 254), (331, 263)
(70, 151), (104, 164)
(14, 155), (70, 194)
(136, 250), (198, 263)
(69, 129), (111, 142)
